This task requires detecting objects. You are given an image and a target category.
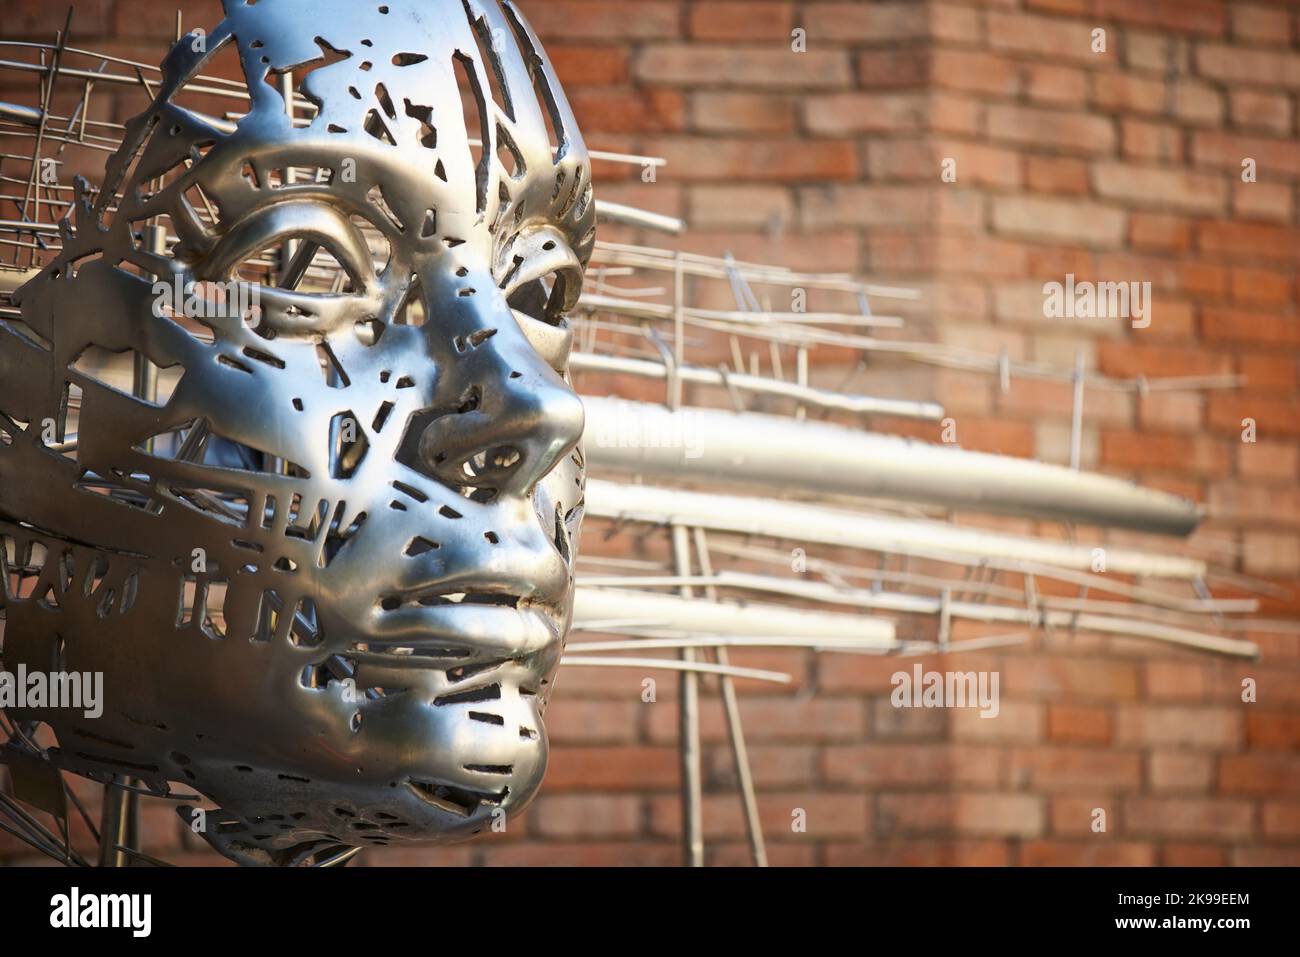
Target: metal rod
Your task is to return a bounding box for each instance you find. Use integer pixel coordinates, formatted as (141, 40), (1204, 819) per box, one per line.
(585, 480), (1206, 579)
(692, 527), (767, 867)
(671, 523), (704, 868)
(96, 774), (134, 867)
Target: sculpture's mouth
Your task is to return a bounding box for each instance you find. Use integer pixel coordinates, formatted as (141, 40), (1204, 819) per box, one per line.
(348, 589), (563, 670)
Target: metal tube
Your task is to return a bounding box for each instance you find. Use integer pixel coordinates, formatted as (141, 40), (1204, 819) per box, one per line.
(594, 199), (684, 234)
(582, 400), (1202, 537)
(571, 353), (945, 420)
(671, 524), (704, 868)
(584, 479), (1207, 580)
(693, 527), (767, 867)
(96, 775), (133, 867)
(573, 585), (898, 643)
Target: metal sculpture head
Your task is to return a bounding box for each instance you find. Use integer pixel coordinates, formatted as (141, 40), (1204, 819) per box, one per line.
(0, 0), (592, 865)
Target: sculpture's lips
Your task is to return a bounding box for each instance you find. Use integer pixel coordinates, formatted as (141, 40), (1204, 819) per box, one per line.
(351, 596), (562, 668)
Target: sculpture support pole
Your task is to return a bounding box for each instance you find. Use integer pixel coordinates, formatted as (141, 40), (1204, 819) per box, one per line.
(693, 527), (767, 867)
(672, 523), (704, 867)
(96, 777), (133, 867)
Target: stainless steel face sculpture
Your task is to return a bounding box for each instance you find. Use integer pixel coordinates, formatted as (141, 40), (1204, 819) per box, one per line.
(0, 0), (593, 865)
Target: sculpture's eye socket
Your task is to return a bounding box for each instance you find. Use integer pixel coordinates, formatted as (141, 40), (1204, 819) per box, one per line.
(497, 228), (582, 371)
(195, 200), (392, 338)
(206, 201), (379, 291)
(507, 271), (569, 327)
(233, 236), (364, 292)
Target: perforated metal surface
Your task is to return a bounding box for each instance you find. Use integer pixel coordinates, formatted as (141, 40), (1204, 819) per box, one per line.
(0, 0), (593, 865)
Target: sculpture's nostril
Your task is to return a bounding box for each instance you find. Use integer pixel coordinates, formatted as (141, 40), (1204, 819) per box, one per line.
(462, 445), (522, 480)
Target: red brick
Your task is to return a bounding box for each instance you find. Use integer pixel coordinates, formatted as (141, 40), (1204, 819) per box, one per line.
(827, 839), (1009, 867)
(1097, 0), (1226, 35)
(1048, 705), (1113, 744)
(480, 841), (680, 867)
(690, 184), (794, 229)
(1231, 5), (1292, 45)
(804, 92), (930, 135)
(1129, 212), (1192, 251)
(641, 136), (858, 182)
(1262, 802), (1300, 838)
(1023, 63), (1088, 106)
(1149, 752), (1213, 791)
(1025, 156), (1090, 196)
(1120, 120), (1182, 163)
(650, 792), (870, 839)
(1144, 661), (1210, 701)
(1102, 430), (1230, 477)
(1196, 43), (1300, 88)
(529, 795), (642, 838)
(1233, 181), (1295, 224)
(1202, 307), (1300, 348)
(1198, 221), (1300, 264)
(1115, 706), (1242, 749)
(569, 89), (685, 134)
(545, 747), (680, 790)
(987, 104), (1116, 155)
(1237, 442), (1300, 482)
(802, 2), (929, 42)
(5, 0), (113, 36)
(646, 695), (865, 744)
(1092, 73), (1166, 115)
(1231, 267), (1294, 307)
(986, 11), (1115, 65)
(930, 49), (1017, 97)
(689, 92), (796, 134)
(1208, 395), (1300, 439)
(822, 744), (1000, 788)
(1229, 90), (1293, 135)
(1123, 798), (1253, 840)
(1020, 841), (1155, 866)
(1003, 657), (1141, 700)
(1193, 130), (1300, 179)
(878, 792), (1045, 838)
(1219, 753), (1300, 794)
(990, 196), (1126, 247)
(526, 1), (681, 40)
(1006, 747), (1142, 792)
(1093, 162), (1228, 215)
(688, 2), (793, 40)
(1164, 843), (1227, 866)
(856, 49), (930, 89)
(547, 46), (630, 86)
(636, 44), (851, 88)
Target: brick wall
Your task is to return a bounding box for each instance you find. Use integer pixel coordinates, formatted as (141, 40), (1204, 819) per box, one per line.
(1, 0), (1298, 867)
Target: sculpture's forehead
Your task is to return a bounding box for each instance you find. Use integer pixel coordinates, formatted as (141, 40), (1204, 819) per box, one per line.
(176, 0), (592, 253)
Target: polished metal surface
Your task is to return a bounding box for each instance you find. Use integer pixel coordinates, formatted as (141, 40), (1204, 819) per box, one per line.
(582, 398), (1202, 535)
(0, 0), (593, 865)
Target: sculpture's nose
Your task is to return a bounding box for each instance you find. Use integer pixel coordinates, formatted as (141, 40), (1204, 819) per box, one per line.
(414, 271), (584, 499)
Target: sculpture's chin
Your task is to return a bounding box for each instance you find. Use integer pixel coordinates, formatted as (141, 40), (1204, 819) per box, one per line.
(187, 692), (552, 866)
